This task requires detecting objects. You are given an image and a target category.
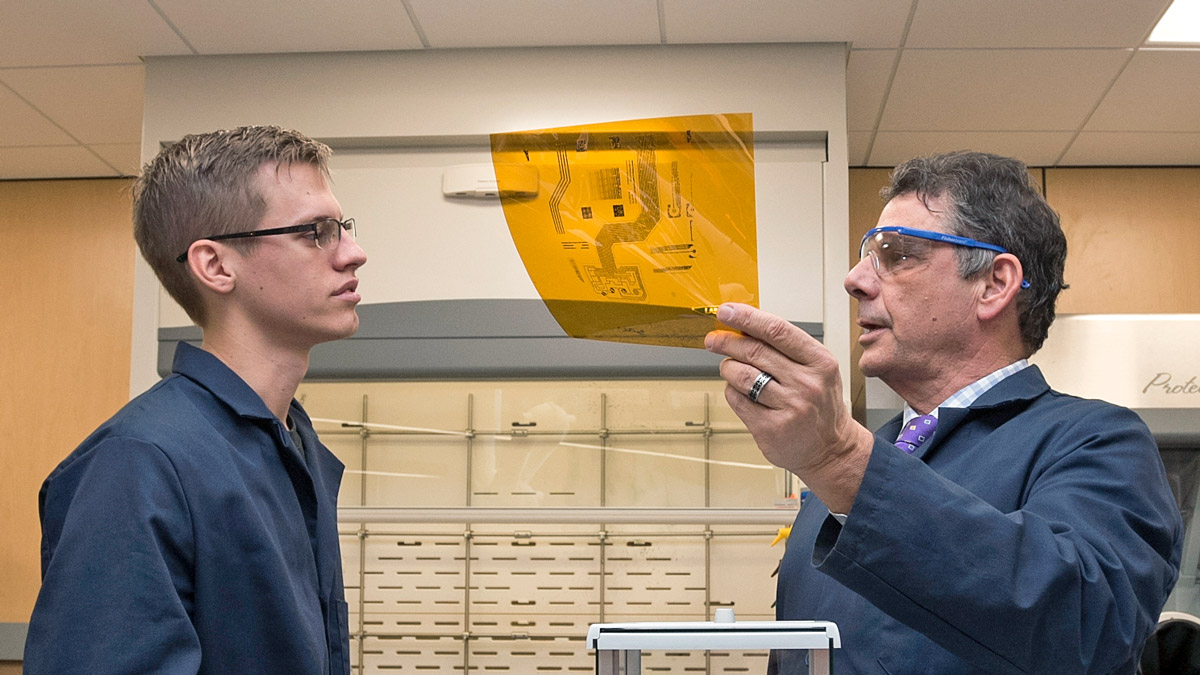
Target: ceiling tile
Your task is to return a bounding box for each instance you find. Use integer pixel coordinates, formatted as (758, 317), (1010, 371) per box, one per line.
(153, 0), (424, 54)
(411, 0), (660, 48)
(0, 145), (120, 179)
(2, 65), (144, 144)
(880, 49), (1130, 131)
(0, 0), (189, 67)
(0, 2), (1197, 179)
(868, 131), (1075, 167)
(1061, 132), (1200, 165)
(89, 143), (143, 176)
(663, 0), (910, 48)
(847, 131), (873, 166)
(1085, 50), (1200, 132)
(0, 83), (76, 146)
(846, 49), (896, 131)
(907, 0), (1171, 48)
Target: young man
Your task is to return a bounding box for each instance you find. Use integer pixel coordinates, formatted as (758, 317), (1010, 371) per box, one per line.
(706, 151), (1182, 673)
(25, 126), (367, 674)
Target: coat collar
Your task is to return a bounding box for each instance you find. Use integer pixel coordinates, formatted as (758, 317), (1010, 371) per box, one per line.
(968, 363), (1051, 408)
(172, 341), (279, 422)
(880, 365), (1052, 460)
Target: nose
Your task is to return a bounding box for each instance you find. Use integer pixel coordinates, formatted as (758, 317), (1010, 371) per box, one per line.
(844, 255), (878, 300)
(335, 233), (367, 269)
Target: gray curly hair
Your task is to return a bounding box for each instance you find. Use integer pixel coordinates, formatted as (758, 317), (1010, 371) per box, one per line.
(883, 151), (1068, 354)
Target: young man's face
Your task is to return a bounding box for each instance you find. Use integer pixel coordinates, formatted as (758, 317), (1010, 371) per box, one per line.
(232, 161), (367, 351)
(843, 192), (983, 391)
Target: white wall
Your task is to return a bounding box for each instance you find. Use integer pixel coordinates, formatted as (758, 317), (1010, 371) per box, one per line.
(135, 43), (850, 395)
(1032, 315), (1200, 409)
(865, 314), (1200, 420)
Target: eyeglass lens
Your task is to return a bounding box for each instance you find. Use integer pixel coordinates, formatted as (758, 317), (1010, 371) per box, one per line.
(316, 218), (355, 249)
(861, 231), (934, 275)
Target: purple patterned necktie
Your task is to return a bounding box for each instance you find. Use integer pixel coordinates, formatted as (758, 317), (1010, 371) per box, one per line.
(895, 414), (938, 454)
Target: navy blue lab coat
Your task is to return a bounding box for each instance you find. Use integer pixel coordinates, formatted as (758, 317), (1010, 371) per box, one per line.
(776, 366), (1182, 674)
(25, 343), (351, 674)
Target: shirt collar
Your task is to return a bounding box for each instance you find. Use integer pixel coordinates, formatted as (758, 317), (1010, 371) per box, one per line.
(901, 359), (1030, 426)
(171, 342), (279, 422)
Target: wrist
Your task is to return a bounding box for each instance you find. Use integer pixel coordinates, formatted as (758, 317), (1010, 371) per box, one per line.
(799, 424), (874, 515)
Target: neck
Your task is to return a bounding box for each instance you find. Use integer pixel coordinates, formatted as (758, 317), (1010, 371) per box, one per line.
(891, 347), (1023, 415)
(200, 325), (310, 422)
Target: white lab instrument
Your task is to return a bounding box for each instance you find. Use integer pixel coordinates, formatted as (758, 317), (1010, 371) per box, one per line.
(587, 612), (839, 675)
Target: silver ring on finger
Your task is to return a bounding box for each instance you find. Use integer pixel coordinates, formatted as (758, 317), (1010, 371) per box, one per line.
(748, 371), (773, 404)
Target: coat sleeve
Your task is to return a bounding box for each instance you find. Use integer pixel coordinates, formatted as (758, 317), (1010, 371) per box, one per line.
(25, 437), (202, 674)
(813, 404), (1183, 674)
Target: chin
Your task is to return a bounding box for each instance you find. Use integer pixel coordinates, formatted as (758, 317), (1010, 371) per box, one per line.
(858, 351), (882, 378)
(334, 320), (360, 341)
(859, 358), (898, 383)
(310, 317), (360, 346)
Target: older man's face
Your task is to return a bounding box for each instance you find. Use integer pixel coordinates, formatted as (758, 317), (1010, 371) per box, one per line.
(844, 193), (983, 391)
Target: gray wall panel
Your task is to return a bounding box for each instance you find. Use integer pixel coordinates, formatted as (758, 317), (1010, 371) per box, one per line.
(158, 299), (823, 381)
(0, 622), (26, 660)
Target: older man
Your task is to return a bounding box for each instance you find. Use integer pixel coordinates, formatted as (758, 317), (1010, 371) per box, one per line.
(706, 151), (1182, 673)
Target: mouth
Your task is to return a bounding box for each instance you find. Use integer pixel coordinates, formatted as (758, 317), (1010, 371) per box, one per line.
(334, 279), (360, 302)
(857, 319), (889, 339)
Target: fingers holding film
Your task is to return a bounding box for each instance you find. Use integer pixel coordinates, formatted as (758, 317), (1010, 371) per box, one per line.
(711, 303), (825, 367)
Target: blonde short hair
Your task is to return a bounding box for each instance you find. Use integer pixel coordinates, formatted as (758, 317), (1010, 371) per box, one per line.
(132, 125), (331, 325)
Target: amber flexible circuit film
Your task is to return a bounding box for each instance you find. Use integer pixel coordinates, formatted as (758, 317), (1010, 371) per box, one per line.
(490, 113), (758, 349)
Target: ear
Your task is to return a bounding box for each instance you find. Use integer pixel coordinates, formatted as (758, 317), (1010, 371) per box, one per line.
(186, 241), (238, 296)
(976, 253), (1023, 321)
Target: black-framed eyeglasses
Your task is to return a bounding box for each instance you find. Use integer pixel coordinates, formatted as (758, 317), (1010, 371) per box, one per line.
(859, 225), (1030, 288)
(175, 218), (356, 263)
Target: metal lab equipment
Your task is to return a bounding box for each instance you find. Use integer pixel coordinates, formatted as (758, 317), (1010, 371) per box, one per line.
(588, 611), (839, 675)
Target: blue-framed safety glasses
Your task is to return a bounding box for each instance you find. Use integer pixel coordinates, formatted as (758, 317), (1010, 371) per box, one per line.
(859, 226), (1030, 288)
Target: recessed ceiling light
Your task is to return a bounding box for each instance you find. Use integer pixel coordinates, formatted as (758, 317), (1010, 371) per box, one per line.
(1148, 0), (1200, 44)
